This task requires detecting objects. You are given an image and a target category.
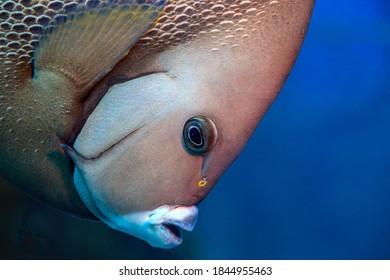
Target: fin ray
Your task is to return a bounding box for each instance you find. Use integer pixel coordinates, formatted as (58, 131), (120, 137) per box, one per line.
(34, 0), (167, 91)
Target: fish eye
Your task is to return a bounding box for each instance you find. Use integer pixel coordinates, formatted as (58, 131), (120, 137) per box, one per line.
(182, 115), (218, 156)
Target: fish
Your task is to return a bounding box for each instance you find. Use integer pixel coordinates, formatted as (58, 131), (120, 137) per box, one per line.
(0, 0), (315, 249)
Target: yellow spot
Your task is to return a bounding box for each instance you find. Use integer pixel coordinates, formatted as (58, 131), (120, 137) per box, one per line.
(198, 178), (208, 188)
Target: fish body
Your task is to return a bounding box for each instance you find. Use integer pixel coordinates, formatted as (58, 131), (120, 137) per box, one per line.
(0, 0), (315, 248)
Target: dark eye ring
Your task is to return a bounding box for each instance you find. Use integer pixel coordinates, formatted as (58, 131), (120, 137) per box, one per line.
(182, 115), (218, 156)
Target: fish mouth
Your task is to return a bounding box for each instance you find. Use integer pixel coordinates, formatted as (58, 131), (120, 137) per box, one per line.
(149, 205), (198, 248)
(163, 224), (182, 241)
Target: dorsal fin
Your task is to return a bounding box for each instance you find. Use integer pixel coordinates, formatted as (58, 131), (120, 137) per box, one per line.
(33, 0), (167, 91)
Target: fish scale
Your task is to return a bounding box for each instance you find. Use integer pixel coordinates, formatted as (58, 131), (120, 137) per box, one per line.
(137, 0), (284, 52)
(0, 0), (299, 90)
(0, 1), (161, 72)
(0, 0), (278, 65)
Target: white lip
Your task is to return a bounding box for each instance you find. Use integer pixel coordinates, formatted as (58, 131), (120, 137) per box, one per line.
(104, 205), (199, 249)
(148, 205), (199, 247)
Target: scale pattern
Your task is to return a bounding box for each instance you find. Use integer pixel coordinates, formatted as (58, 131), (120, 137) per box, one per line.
(0, 0), (290, 75)
(0, 0), (164, 87)
(139, 0), (290, 52)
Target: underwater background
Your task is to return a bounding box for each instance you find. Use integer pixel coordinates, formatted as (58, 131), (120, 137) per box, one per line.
(1, 0), (389, 259)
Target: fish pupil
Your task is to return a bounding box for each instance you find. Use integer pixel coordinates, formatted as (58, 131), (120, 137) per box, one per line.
(188, 126), (203, 146)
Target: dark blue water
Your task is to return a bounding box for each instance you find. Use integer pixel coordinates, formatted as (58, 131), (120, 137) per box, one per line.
(196, 0), (390, 259)
(1, 0), (389, 260)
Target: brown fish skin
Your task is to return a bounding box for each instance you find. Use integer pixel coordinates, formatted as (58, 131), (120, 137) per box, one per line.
(0, 0), (315, 221)
(0, 0), (167, 218)
(0, 52), (87, 216)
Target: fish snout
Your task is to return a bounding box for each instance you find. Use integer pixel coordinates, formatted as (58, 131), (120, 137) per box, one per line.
(106, 204), (199, 249)
(148, 205), (199, 248)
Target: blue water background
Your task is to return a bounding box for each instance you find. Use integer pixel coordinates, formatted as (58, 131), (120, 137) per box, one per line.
(195, 0), (390, 259)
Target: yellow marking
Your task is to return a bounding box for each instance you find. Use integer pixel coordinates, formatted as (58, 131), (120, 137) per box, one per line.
(198, 178), (208, 188)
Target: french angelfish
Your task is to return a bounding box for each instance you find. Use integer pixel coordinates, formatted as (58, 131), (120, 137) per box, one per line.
(0, 0), (315, 248)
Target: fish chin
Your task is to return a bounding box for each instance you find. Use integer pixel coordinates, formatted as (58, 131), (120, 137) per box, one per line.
(64, 145), (199, 248)
(72, 165), (198, 248)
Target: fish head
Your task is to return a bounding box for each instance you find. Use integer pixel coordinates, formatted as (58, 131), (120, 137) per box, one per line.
(66, 0), (315, 248)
